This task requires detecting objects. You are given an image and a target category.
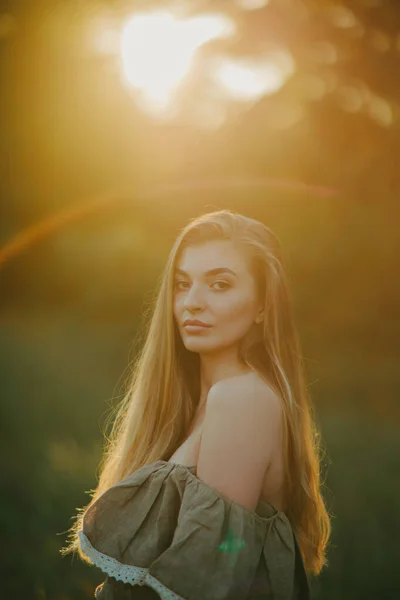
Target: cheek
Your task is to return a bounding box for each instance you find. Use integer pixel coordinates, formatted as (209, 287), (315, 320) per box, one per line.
(216, 295), (252, 317)
(173, 298), (180, 319)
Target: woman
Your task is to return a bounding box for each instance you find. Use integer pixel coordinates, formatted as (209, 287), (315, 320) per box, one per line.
(61, 209), (332, 599)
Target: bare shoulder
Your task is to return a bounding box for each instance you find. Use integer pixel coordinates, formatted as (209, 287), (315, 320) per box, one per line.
(205, 370), (283, 449)
(208, 371), (281, 416)
(197, 371), (282, 510)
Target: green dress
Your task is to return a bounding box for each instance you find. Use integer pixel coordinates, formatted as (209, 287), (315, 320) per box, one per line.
(78, 461), (311, 599)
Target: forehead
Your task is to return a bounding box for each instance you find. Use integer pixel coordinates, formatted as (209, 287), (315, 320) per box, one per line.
(175, 240), (249, 273)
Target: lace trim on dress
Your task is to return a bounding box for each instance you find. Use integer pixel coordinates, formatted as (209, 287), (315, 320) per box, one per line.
(78, 530), (185, 600)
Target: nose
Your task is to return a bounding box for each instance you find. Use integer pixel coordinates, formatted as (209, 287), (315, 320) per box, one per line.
(182, 283), (206, 311)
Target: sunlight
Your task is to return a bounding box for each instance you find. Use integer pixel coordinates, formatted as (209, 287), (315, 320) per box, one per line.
(212, 51), (295, 101)
(120, 11), (236, 114)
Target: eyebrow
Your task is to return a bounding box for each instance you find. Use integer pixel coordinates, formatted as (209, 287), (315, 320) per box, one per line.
(175, 267), (238, 278)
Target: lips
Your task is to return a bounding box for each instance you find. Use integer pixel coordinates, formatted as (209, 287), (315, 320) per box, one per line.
(183, 319), (211, 327)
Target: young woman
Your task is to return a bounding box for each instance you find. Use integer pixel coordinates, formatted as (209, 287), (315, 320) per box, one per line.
(61, 209), (331, 599)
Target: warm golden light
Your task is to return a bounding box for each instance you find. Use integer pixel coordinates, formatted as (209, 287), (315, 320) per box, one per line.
(234, 0), (270, 9)
(326, 5), (358, 29)
(212, 51), (295, 102)
(120, 11), (236, 115)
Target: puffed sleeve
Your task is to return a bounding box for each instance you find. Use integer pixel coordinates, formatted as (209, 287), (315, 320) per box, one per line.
(78, 461), (310, 600)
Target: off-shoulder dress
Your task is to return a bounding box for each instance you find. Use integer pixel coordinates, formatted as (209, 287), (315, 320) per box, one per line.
(78, 460), (311, 600)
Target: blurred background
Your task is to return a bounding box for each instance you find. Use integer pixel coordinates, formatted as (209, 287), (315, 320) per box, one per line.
(0, 0), (399, 598)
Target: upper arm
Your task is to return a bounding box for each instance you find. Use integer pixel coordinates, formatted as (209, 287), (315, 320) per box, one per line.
(196, 376), (282, 512)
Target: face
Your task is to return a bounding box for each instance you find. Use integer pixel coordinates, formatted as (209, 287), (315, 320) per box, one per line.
(173, 240), (263, 355)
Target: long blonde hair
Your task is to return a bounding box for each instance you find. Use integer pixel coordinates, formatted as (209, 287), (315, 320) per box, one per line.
(61, 208), (332, 576)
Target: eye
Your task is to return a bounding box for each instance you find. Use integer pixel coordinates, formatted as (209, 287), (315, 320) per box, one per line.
(174, 280), (230, 291)
(175, 280), (189, 289)
(211, 281), (230, 290)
